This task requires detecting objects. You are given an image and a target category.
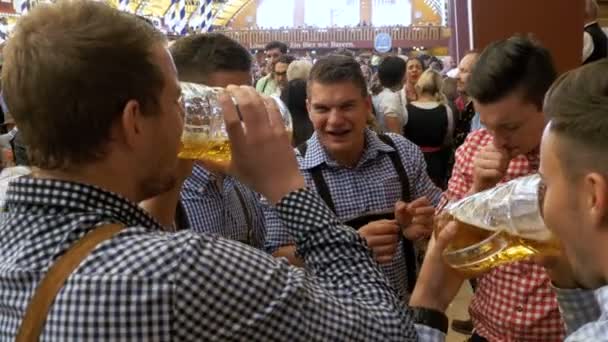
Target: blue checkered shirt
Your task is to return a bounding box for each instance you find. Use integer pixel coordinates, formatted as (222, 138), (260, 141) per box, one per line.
(555, 286), (608, 340)
(264, 129), (442, 301)
(0, 176), (445, 341)
(180, 164), (266, 248)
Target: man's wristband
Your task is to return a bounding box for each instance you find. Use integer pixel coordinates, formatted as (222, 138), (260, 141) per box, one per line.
(411, 306), (448, 334)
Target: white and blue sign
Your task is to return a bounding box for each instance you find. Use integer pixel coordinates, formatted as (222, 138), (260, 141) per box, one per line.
(374, 33), (392, 53)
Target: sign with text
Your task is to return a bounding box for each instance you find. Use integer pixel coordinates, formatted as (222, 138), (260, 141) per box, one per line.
(248, 39), (446, 50)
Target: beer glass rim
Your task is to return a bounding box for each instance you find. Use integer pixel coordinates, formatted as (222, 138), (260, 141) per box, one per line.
(443, 227), (504, 257)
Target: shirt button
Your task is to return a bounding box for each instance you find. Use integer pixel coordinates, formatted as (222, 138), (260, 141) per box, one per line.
(515, 306), (523, 312)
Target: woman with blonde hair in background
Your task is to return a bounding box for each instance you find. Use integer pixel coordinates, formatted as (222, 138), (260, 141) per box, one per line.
(403, 69), (454, 189)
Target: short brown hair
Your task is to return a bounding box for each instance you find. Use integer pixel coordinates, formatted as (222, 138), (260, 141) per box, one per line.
(544, 59), (608, 176)
(308, 55), (368, 97)
(2, 0), (166, 169)
(467, 35), (557, 111)
(265, 41), (288, 53)
(170, 33), (252, 82)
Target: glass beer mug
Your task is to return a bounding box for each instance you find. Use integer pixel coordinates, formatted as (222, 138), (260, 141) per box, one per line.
(178, 82), (293, 171)
(436, 174), (561, 277)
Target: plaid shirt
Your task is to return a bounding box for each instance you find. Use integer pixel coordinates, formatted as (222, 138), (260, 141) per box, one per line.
(555, 286), (608, 340)
(180, 164), (266, 248)
(264, 130), (442, 301)
(0, 176), (450, 341)
(441, 129), (564, 341)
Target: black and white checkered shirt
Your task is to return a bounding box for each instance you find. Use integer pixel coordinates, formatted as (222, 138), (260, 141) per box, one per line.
(0, 176), (444, 341)
(180, 164), (266, 248)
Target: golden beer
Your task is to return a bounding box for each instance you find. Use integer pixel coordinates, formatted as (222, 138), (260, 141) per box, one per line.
(178, 130), (231, 170)
(437, 215), (562, 278)
(178, 129), (293, 173)
(177, 82), (294, 171)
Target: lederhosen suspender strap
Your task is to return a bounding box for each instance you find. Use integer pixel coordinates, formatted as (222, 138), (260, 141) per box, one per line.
(175, 200), (189, 231)
(376, 134), (411, 201)
(16, 224), (125, 342)
(297, 143), (336, 212)
(233, 185), (253, 246)
(298, 134), (418, 293)
(377, 134), (417, 293)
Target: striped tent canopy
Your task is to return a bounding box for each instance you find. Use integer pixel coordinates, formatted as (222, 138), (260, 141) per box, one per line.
(0, 0), (249, 35)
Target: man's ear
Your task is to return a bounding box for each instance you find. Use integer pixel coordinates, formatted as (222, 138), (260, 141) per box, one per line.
(585, 173), (608, 229)
(116, 99), (144, 149)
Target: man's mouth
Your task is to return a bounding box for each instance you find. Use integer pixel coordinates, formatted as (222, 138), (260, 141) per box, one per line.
(326, 129), (351, 138)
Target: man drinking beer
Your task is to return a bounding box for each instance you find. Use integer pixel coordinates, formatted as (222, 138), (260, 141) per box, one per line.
(441, 35), (563, 341)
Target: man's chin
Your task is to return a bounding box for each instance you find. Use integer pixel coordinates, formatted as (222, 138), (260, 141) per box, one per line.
(323, 141), (354, 159)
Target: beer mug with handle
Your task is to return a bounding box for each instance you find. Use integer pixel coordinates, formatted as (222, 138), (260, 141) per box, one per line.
(178, 82), (293, 172)
(435, 174), (562, 278)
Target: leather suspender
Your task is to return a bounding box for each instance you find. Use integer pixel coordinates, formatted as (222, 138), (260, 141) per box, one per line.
(309, 168), (336, 212)
(298, 134), (418, 293)
(376, 134), (417, 293)
(297, 143), (336, 212)
(376, 134), (411, 201)
(233, 184), (253, 245)
(16, 224), (125, 342)
(175, 200), (189, 231)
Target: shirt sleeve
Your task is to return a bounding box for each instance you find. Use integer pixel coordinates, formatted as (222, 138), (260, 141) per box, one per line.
(261, 197), (293, 254)
(379, 92), (405, 119)
(415, 324), (446, 341)
(173, 188), (420, 341)
(554, 287), (601, 336)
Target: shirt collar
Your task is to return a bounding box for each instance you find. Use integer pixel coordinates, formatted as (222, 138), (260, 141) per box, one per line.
(186, 164), (234, 195)
(4, 176), (162, 229)
(188, 163), (215, 189)
(298, 129), (395, 170)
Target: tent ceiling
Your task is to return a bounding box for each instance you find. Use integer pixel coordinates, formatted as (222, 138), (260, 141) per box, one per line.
(0, 0), (251, 28)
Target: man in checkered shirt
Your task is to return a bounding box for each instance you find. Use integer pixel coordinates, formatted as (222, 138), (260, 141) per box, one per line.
(0, 1), (457, 340)
(537, 58), (608, 342)
(263, 55), (443, 302)
(441, 36), (565, 341)
(170, 33), (267, 248)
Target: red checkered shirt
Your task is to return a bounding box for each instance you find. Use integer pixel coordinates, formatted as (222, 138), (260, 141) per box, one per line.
(441, 129), (565, 342)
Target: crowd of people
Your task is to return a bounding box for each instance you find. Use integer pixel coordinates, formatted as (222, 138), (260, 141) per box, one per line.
(0, 0), (607, 341)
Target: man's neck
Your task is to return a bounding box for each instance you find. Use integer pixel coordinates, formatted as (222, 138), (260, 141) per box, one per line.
(326, 137), (366, 168)
(34, 162), (140, 203)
